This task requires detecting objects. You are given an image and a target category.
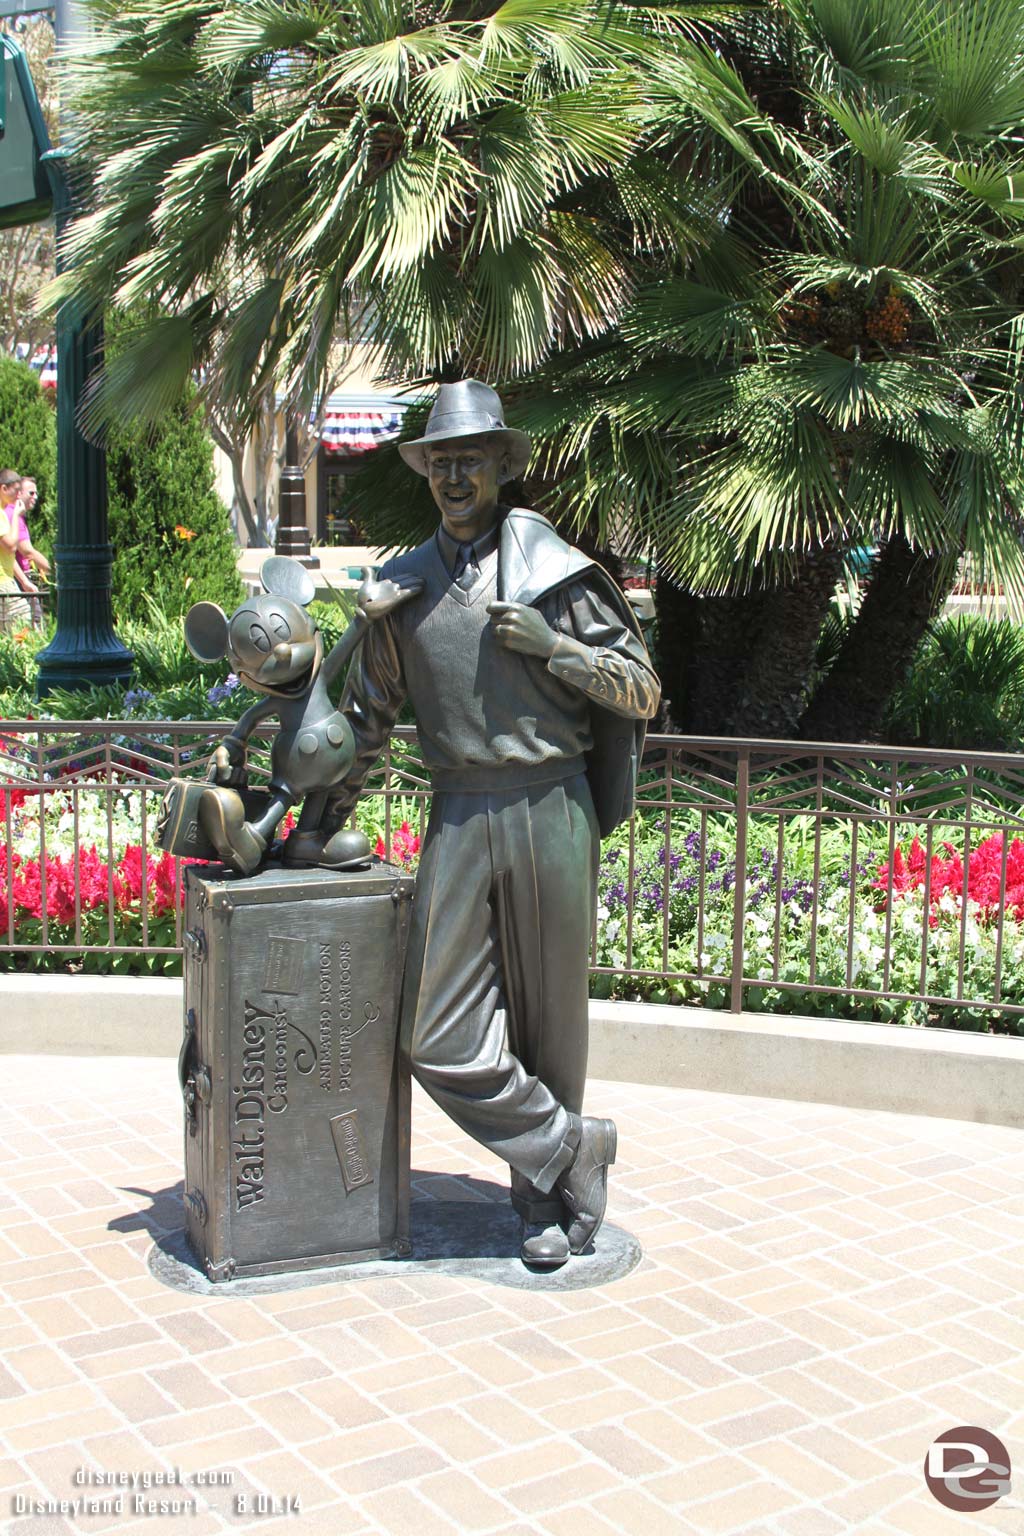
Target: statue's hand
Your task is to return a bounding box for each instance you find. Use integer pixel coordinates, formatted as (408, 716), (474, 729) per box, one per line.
(210, 737), (246, 786)
(357, 569), (424, 620)
(486, 602), (558, 659)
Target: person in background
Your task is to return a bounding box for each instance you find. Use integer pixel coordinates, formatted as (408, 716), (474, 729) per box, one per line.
(0, 469), (34, 633)
(16, 476), (50, 624)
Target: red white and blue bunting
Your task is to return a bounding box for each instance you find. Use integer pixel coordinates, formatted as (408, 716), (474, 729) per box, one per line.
(321, 409), (402, 455)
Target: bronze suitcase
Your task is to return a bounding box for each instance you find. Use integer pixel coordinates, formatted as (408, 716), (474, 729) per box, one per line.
(180, 861), (414, 1281)
(157, 776), (272, 861)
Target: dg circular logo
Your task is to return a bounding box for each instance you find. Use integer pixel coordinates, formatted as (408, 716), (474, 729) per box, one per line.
(925, 1426), (1012, 1511)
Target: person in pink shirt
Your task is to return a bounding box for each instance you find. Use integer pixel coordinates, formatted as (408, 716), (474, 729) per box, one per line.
(15, 477), (50, 580)
(15, 477), (49, 626)
(0, 470), (33, 631)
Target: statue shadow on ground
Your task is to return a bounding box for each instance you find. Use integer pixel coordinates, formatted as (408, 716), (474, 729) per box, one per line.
(109, 1182), (187, 1241)
(131, 1170), (642, 1295)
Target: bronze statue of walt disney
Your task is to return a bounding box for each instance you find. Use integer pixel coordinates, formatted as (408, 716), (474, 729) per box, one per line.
(311, 380), (661, 1269)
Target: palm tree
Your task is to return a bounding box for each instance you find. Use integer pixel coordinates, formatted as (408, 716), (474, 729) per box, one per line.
(54, 0), (1024, 745)
(514, 0), (1024, 739)
(53, 0), (694, 438)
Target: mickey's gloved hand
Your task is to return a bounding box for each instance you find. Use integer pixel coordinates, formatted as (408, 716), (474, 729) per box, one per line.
(357, 570), (425, 620)
(209, 736), (247, 786)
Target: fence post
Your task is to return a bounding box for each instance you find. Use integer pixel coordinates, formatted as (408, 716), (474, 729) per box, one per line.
(730, 748), (749, 1013)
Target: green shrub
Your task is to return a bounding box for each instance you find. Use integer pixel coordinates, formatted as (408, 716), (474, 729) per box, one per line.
(0, 355), (56, 548)
(0, 626), (48, 700)
(105, 312), (242, 624)
(884, 616), (1024, 752)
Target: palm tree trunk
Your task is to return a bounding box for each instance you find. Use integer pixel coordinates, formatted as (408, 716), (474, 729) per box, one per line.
(652, 576), (706, 731)
(655, 548), (843, 738)
(726, 547), (845, 737)
(687, 592), (767, 734)
(798, 535), (955, 744)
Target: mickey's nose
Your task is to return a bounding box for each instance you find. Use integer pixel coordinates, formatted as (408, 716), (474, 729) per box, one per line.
(272, 641), (291, 663)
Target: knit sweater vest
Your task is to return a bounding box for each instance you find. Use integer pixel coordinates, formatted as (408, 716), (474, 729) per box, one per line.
(393, 539), (591, 792)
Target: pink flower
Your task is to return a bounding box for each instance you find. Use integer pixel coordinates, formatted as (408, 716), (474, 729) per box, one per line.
(375, 820), (421, 867)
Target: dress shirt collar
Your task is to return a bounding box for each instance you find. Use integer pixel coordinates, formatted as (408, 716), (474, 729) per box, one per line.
(436, 513), (503, 576)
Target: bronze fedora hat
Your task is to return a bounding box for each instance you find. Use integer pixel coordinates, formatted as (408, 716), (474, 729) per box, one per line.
(398, 380), (532, 478)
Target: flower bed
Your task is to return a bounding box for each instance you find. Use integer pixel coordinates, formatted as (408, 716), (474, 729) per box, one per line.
(1, 780), (185, 971)
(589, 816), (1024, 1033)
(0, 776), (418, 975)
(4, 726), (1024, 1033)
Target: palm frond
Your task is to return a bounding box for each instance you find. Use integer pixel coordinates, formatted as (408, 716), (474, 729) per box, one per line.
(78, 309), (197, 439)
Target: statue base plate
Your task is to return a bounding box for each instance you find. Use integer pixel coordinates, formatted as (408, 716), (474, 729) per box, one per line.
(150, 1192), (642, 1294)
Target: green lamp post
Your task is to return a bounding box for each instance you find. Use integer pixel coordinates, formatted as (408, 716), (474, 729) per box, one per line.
(34, 148), (133, 695)
(0, 30), (132, 694)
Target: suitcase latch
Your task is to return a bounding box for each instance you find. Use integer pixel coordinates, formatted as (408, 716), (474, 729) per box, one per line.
(184, 928), (206, 963)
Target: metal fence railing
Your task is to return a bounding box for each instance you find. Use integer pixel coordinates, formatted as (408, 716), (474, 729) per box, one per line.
(3, 719), (1024, 1029)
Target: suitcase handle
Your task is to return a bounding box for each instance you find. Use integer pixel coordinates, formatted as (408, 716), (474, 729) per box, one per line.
(179, 1008), (211, 1135)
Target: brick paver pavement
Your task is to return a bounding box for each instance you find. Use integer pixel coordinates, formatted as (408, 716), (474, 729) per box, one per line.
(2, 1054), (1024, 1536)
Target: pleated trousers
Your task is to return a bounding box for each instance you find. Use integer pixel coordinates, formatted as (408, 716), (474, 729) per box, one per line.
(400, 771), (600, 1222)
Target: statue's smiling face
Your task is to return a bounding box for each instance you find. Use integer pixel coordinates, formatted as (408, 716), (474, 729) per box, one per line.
(227, 597), (316, 690)
(426, 435), (511, 545)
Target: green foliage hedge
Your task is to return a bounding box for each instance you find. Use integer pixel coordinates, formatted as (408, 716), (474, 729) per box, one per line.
(0, 355), (56, 547)
(105, 311), (242, 624)
(0, 326), (240, 623)
(885, 616), (1024, 753)
(0, 593), (358, 720)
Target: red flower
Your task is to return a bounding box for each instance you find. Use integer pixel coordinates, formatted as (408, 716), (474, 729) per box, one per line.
(0, 840), (191, 930)
(874, 832), (1024, 926)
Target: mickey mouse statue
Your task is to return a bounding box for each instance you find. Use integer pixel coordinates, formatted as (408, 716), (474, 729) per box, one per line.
(178, 556), (422, 875)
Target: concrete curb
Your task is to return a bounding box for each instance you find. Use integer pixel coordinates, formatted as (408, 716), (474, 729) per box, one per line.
(3, 974), (1023, 1129)
(2, 974), (183, 1057)
(586, 1001), (1024, 1130)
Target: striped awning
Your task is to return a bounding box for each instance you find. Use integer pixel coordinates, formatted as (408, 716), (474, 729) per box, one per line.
(321, 409), (402, 455)
(28, 346), (56, 390)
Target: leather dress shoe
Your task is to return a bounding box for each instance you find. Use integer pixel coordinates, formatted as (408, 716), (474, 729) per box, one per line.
(557, 1116), (617, 1254)
(199, 787), (266, 875)
(520, 1221), (570, 1269)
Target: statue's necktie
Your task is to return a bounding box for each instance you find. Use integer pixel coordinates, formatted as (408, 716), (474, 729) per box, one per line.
(453, 542), (479, 591)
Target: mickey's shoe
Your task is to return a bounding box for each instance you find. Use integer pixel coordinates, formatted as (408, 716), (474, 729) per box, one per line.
(320, 828), (373, 870)
(520, 1221), (570, 1270)
(557, 1116), (617, 1255)
(199, 787), (267, 875)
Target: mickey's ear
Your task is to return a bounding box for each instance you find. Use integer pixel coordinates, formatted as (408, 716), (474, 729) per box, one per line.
(184, 602), (230, 662)
(261, 555), (315, 607)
